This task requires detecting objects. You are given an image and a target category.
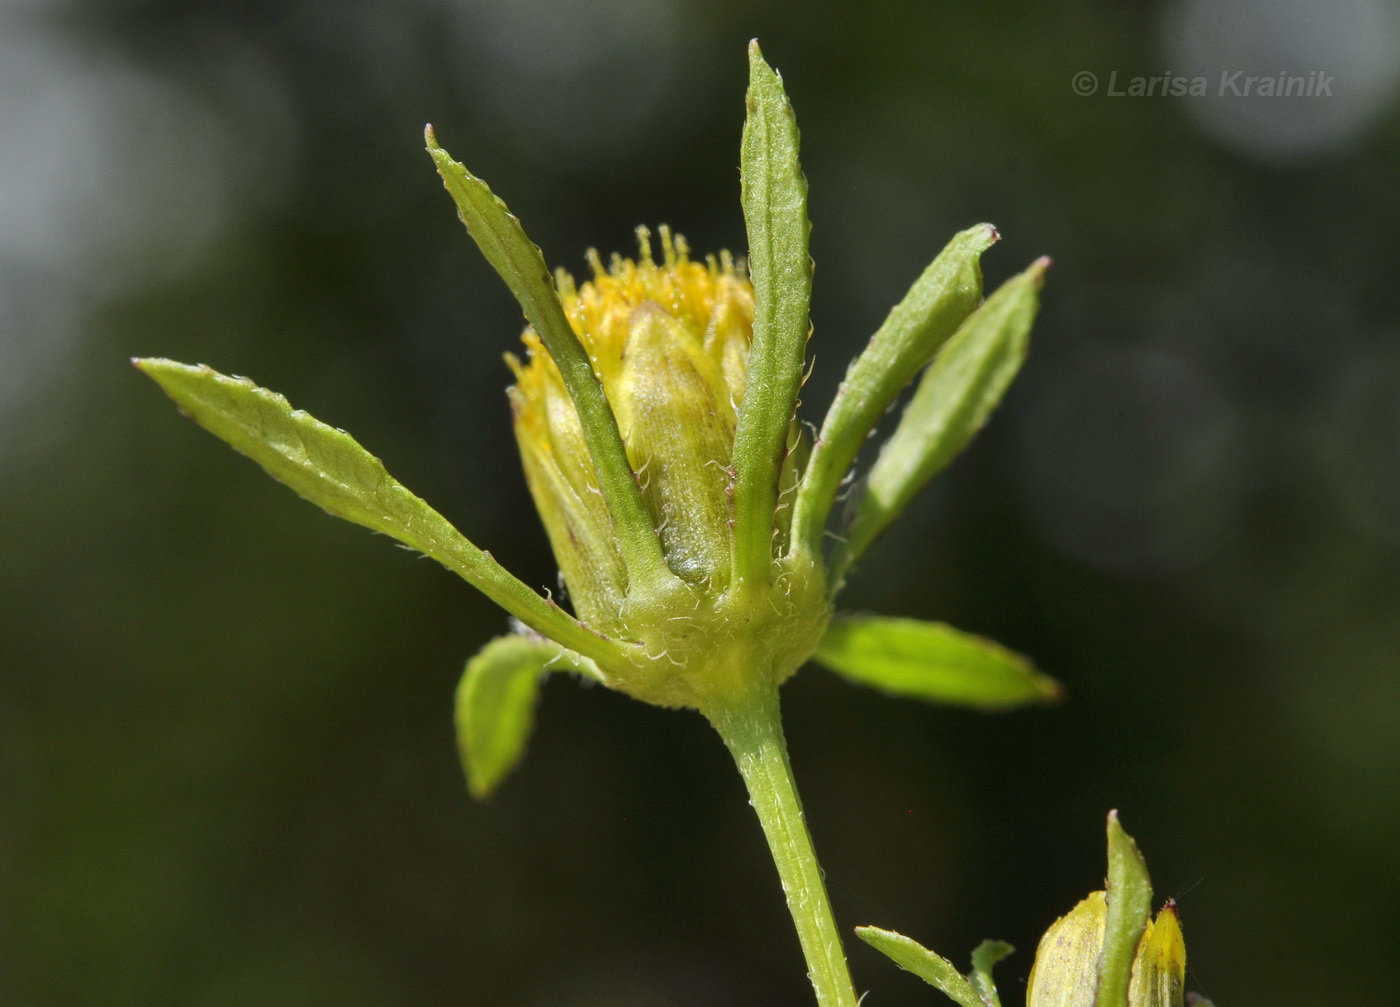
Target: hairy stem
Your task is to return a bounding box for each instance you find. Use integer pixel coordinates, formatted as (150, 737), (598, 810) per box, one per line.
(706, 684), (859, 1007)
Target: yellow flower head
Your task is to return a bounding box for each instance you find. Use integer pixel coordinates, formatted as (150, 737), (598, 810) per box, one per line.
(137, 42), (1048, 791)
(507, 226), (759, 626)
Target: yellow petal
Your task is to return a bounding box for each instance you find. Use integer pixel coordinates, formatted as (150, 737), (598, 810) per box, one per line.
(1026, 891), (1106, 1007)
(508, 365), (626, 626)
(614, 302), (735, 585)
(1128, 902), (1186, 1007)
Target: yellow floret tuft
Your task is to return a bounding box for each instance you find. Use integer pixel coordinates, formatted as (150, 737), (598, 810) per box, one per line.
(507, 227), (758, 621)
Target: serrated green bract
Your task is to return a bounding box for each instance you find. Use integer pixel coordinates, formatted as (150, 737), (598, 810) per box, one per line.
(813, 615), (1062, 710)
(132, 359), (621, 667)
(855, 927), (987, 1007)
(732, 39), (812, 583)
(969, 939), (1015, 1007)
(456, 634), (597, 798)
(835, 258), (1048, 580)
(1096, 811), (1154, 1007)
(792, 224), (997, 557)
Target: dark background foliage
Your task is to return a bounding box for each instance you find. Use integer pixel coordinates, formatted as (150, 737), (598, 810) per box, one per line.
(5, 0), (1400, 1003)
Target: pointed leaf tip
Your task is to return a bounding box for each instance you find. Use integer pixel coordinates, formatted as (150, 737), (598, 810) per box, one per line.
(855, 926), (986, 1007)
(814, 615), (1060, 711)
(747, 39), (772, 76)
(427, 129), (671, 592)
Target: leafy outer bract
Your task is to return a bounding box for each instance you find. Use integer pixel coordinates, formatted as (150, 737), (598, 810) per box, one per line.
(813, 615), (1062, 710)
(1096, 811), (1154, 1007)
(426, 129), (674, 595)
(835, 257), (1047, 581)
(855, 926), (986, 1007)
(134, 359), (624, 668)
(731, 40), (812, 586)
(791, 224), (996, 557)
(457, 634), (595, 798)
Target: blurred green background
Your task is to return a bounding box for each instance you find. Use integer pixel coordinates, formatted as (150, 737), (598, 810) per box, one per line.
(5, 0), (1400, 1003)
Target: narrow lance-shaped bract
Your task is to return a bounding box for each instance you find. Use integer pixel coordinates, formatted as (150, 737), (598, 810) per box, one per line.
(132, 359), (628, 668)
(789, 223), (997, 561)
(730, 40), (813, 589)
(832, 256), (1048, 583)
(427, 128), (678, 601)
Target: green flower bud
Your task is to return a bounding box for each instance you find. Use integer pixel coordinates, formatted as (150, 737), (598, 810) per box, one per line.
(856, 815), (1200, 1007)
(1027, 892), (1186, 1007)
(506, 227), (826, 709)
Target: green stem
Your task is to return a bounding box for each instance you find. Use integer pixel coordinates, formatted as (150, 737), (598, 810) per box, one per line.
(705, 684), (860, 1007)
